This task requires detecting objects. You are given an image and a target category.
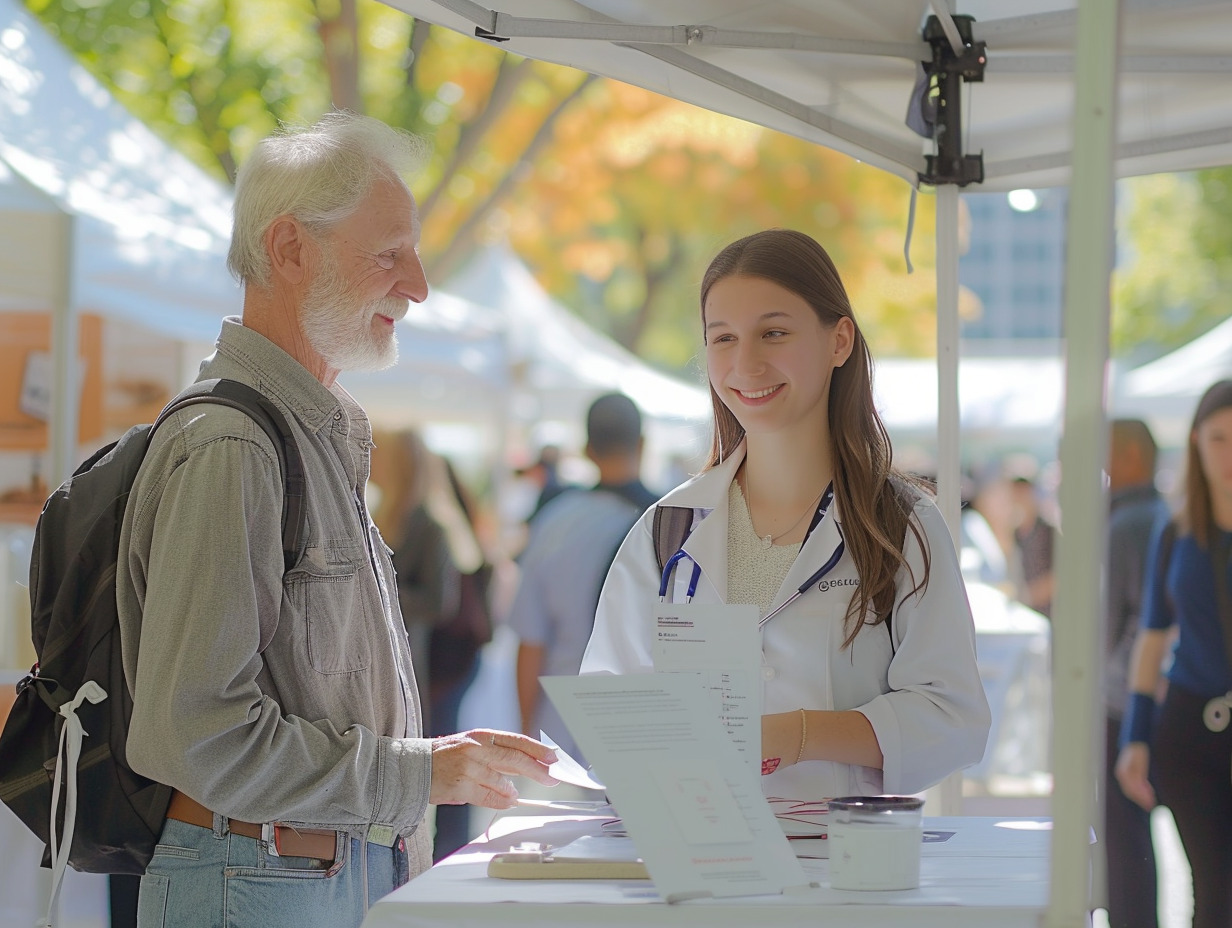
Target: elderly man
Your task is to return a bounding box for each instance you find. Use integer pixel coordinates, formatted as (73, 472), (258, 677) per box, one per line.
(117, 112), (556, 928)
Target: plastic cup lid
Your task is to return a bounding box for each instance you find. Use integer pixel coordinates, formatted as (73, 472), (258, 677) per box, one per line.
(828, 795), (924, 812)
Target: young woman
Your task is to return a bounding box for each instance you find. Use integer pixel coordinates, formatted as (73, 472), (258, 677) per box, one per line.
(581, 229), (990, 800)
(1116, 379), (1232, 928)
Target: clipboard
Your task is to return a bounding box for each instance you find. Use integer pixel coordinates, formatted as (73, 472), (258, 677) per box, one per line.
(487, 835), (649, 880)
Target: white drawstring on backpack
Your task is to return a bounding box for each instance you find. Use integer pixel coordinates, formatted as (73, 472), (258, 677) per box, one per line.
(38, 680), (107, 928)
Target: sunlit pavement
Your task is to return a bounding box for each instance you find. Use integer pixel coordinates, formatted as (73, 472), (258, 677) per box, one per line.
(1091, 807), (1192, 928)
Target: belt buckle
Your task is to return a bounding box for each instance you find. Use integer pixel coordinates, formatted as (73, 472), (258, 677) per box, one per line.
(261, 822), (280, 857)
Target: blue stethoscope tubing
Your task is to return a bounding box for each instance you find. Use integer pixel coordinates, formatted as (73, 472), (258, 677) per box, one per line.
(657, 525), (846, 629)
(658, 549), (702, 601)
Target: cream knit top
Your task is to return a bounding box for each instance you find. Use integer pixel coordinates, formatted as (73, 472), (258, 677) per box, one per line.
(727, 480), (801, 618)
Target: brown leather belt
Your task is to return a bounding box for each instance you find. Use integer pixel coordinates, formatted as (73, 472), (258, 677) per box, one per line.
(166, 790), (338, 862)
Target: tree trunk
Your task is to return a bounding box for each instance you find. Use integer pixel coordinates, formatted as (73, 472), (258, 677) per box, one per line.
(621, 234), (683, 351)
(318, 0), (361, 113)
(428, 75), (597, 284)
(417, 56), (535, 223)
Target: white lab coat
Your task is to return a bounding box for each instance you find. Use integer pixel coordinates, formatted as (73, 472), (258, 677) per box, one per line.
(580, 444), (991, 800)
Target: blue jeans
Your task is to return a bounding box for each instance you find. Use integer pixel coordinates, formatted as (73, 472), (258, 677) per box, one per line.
(137, 818), (410, 928)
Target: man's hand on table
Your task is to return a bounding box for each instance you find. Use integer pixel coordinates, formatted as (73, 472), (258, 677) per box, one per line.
(430, 729), (559, 809)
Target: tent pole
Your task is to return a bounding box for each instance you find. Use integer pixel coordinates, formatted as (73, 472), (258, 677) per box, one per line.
(929, 183), (963, 817)
(38, 208), (77, 927)
(1046, 0), (1121, 926)
(934, 185), (961, 543)
(49, 210), (78, 488)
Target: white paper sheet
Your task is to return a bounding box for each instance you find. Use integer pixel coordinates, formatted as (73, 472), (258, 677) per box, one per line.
(651, 602), (761, 764)
(539, 730), (606, 790)
(540, 674), (811, 902)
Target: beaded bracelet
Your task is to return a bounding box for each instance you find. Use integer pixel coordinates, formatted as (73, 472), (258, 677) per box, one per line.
(795, 708), (808, 765)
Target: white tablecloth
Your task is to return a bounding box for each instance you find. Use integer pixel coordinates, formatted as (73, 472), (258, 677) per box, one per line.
(362, 814), (1051, 928)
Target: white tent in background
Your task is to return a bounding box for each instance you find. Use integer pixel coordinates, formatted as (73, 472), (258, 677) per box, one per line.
(446, 247), (712, 477)
(445, 246), (710, 423)
(0, 0), (238, 338)
(382, 2), (1232, 923)
(342, 288), (511, 426)
(1114, 315), (1232, 445)
(342, 247), (711, 476)
(875, 355), (1064, 459)
(0, 0), (239, 484)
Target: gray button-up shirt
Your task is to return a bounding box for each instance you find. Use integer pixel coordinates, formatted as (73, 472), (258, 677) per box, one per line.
(117, 318), (432, 875)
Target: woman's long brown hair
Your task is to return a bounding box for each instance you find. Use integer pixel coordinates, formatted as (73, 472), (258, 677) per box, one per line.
(700, 229), (929, 648)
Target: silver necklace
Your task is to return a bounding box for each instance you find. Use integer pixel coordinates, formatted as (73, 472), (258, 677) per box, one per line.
(740, 473), (825, 548)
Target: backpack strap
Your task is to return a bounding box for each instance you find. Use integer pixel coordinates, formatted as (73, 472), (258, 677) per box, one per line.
(155, 379), (308, 575)
(652, 505), (695, 573)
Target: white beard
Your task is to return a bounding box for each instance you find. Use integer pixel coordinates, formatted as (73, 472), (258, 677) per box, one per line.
(300, 249), (406, 373)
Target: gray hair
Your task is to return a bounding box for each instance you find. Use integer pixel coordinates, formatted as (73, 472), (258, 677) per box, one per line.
(227, 111), (428, 286)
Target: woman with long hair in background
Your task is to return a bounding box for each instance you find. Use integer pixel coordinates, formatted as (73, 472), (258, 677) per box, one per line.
(1117, 379), (1232, 928)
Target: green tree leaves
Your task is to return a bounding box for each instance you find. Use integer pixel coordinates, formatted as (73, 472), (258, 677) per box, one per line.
(1114, 168), (1232, 363)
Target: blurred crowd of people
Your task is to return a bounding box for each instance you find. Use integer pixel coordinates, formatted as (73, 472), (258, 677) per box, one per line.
(956, 455), (1060, 619)
(951, 392), (1232, 928)
(364, 392), (663, 857)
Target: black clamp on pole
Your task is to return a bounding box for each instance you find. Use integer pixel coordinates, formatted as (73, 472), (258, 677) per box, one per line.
(917, 14), (986, 187)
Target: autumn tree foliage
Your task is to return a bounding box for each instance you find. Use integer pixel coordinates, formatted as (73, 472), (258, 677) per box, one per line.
(27, 0), (940, 373)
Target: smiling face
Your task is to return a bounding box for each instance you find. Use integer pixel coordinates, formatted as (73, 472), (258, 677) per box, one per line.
(300, 173), (427, 374)
(703, 274), (853, 441)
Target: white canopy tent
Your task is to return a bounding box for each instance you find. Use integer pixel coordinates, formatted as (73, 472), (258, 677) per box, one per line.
(381, 1), (1232, 191)
(381, 2), (1232, 924)
(0, 0), (241, 483)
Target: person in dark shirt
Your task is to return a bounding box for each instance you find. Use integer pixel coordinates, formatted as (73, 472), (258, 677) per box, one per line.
(509, 393), (657, 762)
(1101, 418), (1165, 928)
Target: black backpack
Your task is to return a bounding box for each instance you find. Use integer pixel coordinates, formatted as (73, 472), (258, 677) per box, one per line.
(0, 378), (306, 881)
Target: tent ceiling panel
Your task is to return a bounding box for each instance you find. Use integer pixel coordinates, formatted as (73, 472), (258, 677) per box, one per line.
(387, 0), (1232, 190)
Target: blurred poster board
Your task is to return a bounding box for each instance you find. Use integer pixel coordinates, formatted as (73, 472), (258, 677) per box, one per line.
(0, 312), (103, 525)
(0, 312), (103, 449)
